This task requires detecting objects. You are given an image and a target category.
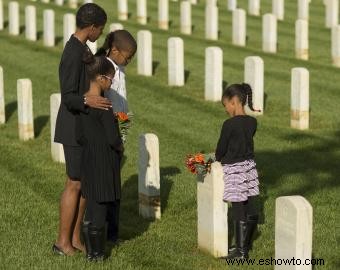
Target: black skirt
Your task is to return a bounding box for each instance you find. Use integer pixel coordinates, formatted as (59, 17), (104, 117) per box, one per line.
(63, 145), (83, 180)
(80, 142), (121, 203)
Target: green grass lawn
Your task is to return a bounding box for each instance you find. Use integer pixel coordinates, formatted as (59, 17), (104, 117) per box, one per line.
(0, 0), (339, 269)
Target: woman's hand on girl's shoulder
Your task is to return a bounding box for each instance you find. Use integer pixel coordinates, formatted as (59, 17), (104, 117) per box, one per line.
(86, 95), (112, 110)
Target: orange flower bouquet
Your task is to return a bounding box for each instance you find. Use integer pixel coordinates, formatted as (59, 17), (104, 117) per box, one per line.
(185, 153), (216, 176)
(115, 112), (133, 143)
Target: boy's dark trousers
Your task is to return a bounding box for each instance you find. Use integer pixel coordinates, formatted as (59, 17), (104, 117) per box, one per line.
(106, 200), (120, 243)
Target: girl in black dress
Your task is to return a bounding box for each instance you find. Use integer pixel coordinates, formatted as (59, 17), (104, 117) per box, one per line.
(76, 55), (123, 261)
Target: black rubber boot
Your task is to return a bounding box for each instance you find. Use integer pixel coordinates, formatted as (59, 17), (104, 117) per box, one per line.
(81, 221), (93, 260)
(87, 224), (106, 261)
(228, 214), (259, 253)
(245, 214), (258, 251)
(225, 220), (248, 259)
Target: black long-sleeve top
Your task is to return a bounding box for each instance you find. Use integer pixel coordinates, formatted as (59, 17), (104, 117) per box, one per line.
(215, 115), (257, 164)
(54, 35), (90, 146)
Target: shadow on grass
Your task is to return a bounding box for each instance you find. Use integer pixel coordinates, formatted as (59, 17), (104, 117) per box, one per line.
(118, 166), (179, 242)
(55, 36), (63, 46)
(5, 101), (17, 122)
(256, 131), (340, 197)
(184, 70), (190, 83)
(152, 61), (160, 75)
(34, 115), (49, 137)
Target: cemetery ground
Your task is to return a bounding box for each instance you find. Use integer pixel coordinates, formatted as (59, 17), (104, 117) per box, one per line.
(0, 0), (339, 269)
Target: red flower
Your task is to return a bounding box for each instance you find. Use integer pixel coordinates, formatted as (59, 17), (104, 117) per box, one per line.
(116, 112), (129, 121)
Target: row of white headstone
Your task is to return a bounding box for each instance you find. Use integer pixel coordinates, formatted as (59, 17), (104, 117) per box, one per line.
(198, 162), (313, 269)
(1, 2), (99, 51)
(136, 31), (310, 129)
(116, 0), (337, 29)
(2, 0), (340, 67)
(34, 0), (92, 9)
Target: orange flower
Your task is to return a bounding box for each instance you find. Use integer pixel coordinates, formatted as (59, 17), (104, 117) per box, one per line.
(194, 153), (204, 163)
(117, 112), (129, 121)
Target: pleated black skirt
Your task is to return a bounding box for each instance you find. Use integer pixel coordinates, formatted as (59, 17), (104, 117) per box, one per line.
(80, 142), (121, 203)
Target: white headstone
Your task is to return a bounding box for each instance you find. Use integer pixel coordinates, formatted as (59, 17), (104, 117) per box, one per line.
(8, 1), (19, 36)
(232, 9), (246, 46)
(42, 0), (50, 3)
(295, 19), (308, 60)
(68, 0), (77, 9)
(275, 196), (313, 270)
(262, 13), (277, 53)
(17, 79), (34, 140)
(43, 10), (55, 47)
(291, 68), (309, 130)
(50, 94), (65, 163)
(137, 30), (152, 76)
(118, 0), (128, 20)
(168, 37), (184, 86)
(110, 23), (124, 32)
(0, 0), (3, 30)
(25, 6), (36, 41)
(206, 0), (216, 5)
(0, 66), (4, 124)
(158, 0), (169, 30)
(272, 0), (284, 21)
(180, 1), (192, 35)
(325, 0), (338, 28)
(331, 25), (340, 67)
(137, 0), (147, 25)
(86, 40), (97, 54)
(205, 47), (223, 102)
(63, 14), (76, 47)
(244, 56), (264, 115)
(298, 0), (309, 20)
(138, 133), (161, 220)
(248, 0), (260, 16)
(205, 4), (218, 40)
(228, 0), (237, 11)
(55, 0), (63, 6)
(197, 162), (228, 258)
(191, 0), (197, 4)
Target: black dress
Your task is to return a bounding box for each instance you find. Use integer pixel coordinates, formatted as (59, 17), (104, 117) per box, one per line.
(76, 107), (123, 202)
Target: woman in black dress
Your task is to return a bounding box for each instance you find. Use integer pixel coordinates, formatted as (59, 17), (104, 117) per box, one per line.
(76, 55), (123, 261)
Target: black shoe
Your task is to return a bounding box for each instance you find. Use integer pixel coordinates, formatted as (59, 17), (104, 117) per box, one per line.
(82, 221), (93, 260)
(226, 220), (248, 259)
(52, 244), (67, 256)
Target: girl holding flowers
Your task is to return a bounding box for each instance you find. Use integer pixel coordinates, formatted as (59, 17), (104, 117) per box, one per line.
(215, 83), (260, 260)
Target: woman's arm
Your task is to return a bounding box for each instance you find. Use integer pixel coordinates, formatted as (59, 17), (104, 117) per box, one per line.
(59, 49), (88, 113)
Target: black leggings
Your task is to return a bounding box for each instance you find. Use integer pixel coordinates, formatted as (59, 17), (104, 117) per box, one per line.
(231, 196), (258, 222)
(84, 199), (111, 228)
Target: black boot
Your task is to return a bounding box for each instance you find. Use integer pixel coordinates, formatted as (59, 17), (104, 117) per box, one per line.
(245, 214), (258, 251)
(228, 214), (259, 253)
(81, 221), (93, 260)
(87, 224), (106, 261)
(82, 222), (106, 261)
(226, 220), (248, 259)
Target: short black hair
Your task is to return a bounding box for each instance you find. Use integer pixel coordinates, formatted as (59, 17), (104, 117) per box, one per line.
(76, 3), (107, 29)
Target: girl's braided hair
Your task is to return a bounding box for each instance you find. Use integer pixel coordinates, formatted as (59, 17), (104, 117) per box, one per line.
(222, 83), (261, 112)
